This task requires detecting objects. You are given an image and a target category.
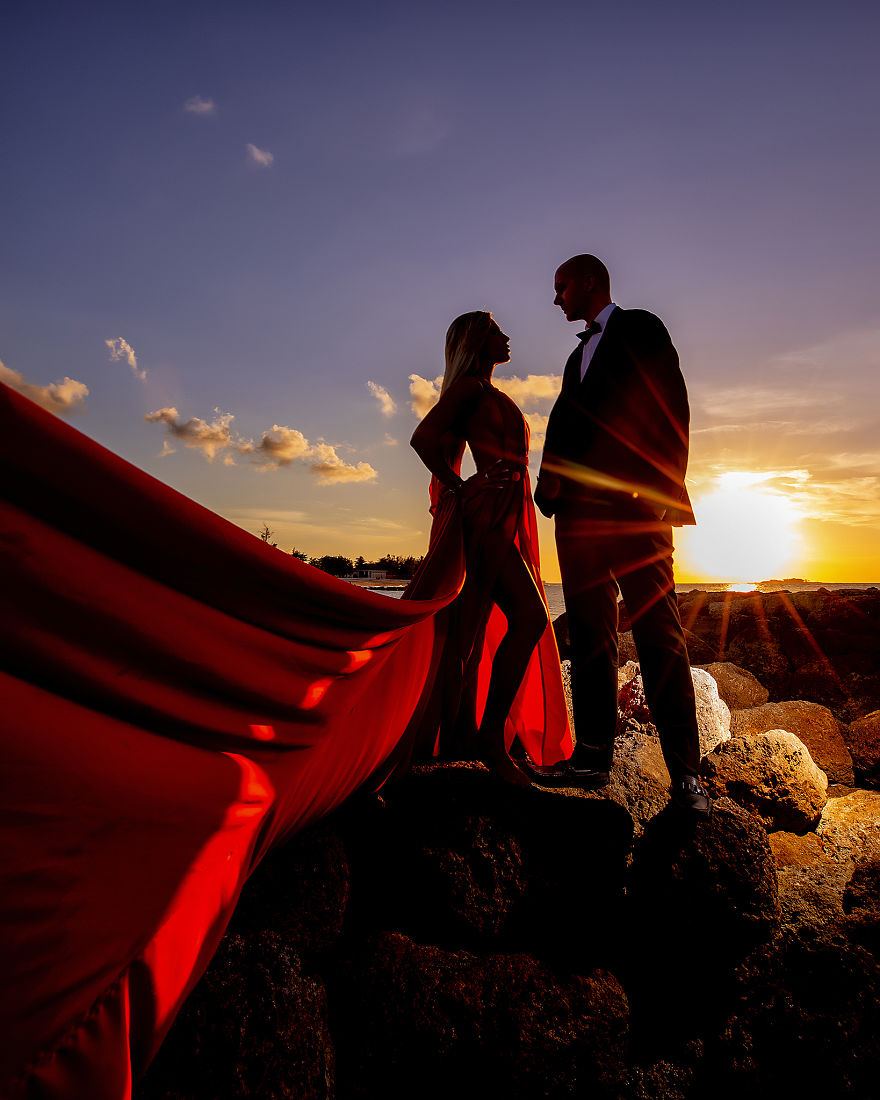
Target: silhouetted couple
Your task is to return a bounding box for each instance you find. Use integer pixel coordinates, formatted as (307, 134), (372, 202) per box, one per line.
(409, 253), (710, 816)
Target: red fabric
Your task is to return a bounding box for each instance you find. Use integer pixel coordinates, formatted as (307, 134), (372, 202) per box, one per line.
(0, 380), (568, 1097)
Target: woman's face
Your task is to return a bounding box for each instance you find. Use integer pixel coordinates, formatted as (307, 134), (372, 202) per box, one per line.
(483, 320), (511, 367)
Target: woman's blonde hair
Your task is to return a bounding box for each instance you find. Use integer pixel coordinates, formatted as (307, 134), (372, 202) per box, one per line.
(440, 311), (493, 395)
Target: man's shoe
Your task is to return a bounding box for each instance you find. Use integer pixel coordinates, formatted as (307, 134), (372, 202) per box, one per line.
(520, 757), (610, 790)
(669, 775), (712, 817)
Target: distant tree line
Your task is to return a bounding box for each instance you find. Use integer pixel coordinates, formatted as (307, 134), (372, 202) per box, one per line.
(257, 525), (423, 578)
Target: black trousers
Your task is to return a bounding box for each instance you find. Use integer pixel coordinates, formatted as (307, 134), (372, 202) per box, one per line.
(555, 507), (700, 780)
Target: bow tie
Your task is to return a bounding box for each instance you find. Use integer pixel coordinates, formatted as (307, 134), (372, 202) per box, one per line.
(576, 321), (602, 343)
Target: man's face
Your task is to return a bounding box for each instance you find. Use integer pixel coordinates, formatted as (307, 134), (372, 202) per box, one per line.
(553, 265), (593, 322)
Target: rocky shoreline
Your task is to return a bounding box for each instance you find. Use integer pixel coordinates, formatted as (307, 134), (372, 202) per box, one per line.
(136, 588), (880, 1099)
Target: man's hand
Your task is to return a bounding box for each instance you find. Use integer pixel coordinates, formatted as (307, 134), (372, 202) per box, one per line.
(534, 472), (560, 518)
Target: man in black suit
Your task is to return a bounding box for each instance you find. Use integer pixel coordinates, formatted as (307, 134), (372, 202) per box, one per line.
(533, 253), (710, 816)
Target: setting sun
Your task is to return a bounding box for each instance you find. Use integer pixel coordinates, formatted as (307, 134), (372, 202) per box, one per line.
(678, 472), (803, 581)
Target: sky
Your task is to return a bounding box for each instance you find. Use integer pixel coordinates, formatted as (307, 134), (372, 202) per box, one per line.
(2, 0), (879, 583)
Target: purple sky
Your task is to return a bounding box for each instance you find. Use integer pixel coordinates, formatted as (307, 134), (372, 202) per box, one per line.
(3, 1), (879, 580)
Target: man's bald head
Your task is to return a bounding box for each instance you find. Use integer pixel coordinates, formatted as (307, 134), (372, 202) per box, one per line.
(553, 254), (612, 323)
(557, 254), (610, 293)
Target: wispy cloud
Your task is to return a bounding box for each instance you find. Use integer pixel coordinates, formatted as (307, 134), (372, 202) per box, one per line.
(408, 374), (443, 418)
(408, 373), (562, 420)
(145, 406), (377, 483)
(367, 381), (397, 417)
(384, 433), (398, 446)
(184, 95), (216, 115)
(144, 407), (238, 463)
(523, 412), (549, 452)
(246, 143), (274, 167)
(496, 374), (562, 406)
(105, 337), (146, 380)
(0, 360), (88, 416)
(697, 384), (840, 419)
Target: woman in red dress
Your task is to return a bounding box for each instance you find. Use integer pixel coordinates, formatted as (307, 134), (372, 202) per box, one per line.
(406, 311), (572, 783)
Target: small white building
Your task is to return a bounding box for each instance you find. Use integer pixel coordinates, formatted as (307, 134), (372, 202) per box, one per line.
(342, 568), (391, 581)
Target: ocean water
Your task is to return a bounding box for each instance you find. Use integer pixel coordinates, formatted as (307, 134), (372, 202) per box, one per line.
(354, 580), (878, 622)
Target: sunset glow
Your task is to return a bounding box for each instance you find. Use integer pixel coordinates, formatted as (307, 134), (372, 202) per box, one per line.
(678, 472), (803, 582)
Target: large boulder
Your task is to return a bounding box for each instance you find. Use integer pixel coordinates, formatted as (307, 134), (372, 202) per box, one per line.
(817, 788), (880, 865)
(676, 587), (880, 721)
(846, 710), (880, 789)
(628, 798), (779, 963)
(842, 861), (880, 956)
(617, 667), (730, 756)
(332, 932), (629, 1099)
(696, 662), (769, 710)
(769, 830), (854, 932)
(701, 730), (828, 832)
(136, 932), (335, 1100)
(700, 929), (880, 1099)
(227, 821), (349, 957)
(343, 764), (633, 959)
(730, 699), (854, 785)
(623, 799), (779, 1052)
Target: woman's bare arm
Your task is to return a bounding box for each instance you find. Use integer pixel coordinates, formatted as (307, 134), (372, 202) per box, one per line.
(410, 376), (482, 491)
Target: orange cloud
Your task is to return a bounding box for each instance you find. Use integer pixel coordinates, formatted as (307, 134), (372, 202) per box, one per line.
(0, 360), (88, 416)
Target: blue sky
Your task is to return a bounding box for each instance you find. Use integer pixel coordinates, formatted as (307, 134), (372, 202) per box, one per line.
(3, 0), (879, 579)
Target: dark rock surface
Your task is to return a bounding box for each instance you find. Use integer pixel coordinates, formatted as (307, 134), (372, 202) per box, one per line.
(678, 587), (880, 721)
(700, 929), (880, 1099)
(847, 709), (880, 789)
(331, 932), (629, 1099)
(138, 750), (880, 1099)
(136, 931), (335, 1100)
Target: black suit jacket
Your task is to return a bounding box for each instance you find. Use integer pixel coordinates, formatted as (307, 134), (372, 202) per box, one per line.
(535, 307), (695, 525)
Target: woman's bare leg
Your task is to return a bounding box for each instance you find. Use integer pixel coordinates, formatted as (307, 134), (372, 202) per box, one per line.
(479, 545), (548, 784)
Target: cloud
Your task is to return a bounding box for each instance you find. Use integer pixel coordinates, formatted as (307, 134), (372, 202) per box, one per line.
(408, 374), (443, 418)
(408, 372), (562, 420)
(105, 337), (146, 380)
(367, 381), (397, 417)
(246, 143), (275, 167)
(697, 384), (840, 419)
(145, 406), (377, 483)
(384, 433), (398, 446)
(0, 360), (88, 416)
(304, 441), (377, 484)
(523, 412), (549, 452)
(496, 375), (562, 406)
(144, 407), (239, 462)
(184, 95), (216, 115)
(244, 425), (311, 467)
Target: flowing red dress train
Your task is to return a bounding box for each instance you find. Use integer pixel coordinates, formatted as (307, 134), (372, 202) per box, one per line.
(0, 380), (570, 1098)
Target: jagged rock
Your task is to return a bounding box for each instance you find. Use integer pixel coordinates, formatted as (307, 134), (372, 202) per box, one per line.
(817, 788), (880, 865)
(683, 628), (716, 664)
(332, 932), (629, 1099)
(618, 630), (639, 665)
(701, 730), (828, 832)
(676, 588), (880, 721)
(227, 821), (349, 956)
(842, 861), (880, 956)
(343, 764), (633, 958)
(846, 710), (880, 789)
(695, 662), (769, 709)
(618, 658), (640, 688)
(622, 800), (779, 1055)
(700, 929), (880, 1099)
(628, 798), (779, 961)
(769, 829), (854, 931)
(730, 699), (854, 785)
(136, 932), (334, 1100)
(617, 667), (730, 757)
(598, 731), (672, 833)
